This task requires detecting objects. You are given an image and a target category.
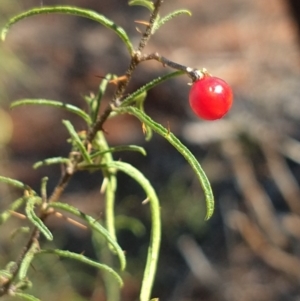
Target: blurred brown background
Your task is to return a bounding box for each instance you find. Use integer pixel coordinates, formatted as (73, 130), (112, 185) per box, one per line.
(1, 0), (300, 300)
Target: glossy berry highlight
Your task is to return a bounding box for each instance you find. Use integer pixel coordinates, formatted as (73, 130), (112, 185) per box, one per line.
(189, 76), (233, 120)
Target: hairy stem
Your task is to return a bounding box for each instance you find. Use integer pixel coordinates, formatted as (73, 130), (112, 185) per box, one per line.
(138, 0), (163, 51)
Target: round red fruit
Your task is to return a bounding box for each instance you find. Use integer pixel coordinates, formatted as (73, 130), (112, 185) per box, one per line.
(189, 76), (233, 120)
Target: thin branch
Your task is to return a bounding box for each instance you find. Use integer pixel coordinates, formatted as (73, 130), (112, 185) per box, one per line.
(139, 52), (202, 80)
(138, 0), (163, 51)
(47, 170), (73, 203)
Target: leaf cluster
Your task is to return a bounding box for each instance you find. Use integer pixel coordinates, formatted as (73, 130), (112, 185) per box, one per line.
(0, 1), (213, 301)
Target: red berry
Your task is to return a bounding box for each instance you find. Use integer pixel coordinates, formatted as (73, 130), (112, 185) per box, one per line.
(189, 76), (233, 120)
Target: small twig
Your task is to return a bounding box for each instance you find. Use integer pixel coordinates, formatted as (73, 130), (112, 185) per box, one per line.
(139, 52), (204, 81)
(138, 0), (163, 51)
(47, 166), (74, 203)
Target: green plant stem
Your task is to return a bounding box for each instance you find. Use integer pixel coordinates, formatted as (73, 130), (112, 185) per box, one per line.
(92, 233), (121, 301)
(89, 131), (118, 242)
(40, 177), (48, 204)
(1, 6), (133, 55)
(105, 162), (161, 301)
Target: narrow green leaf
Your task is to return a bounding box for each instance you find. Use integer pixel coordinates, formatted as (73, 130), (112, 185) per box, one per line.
(90, 145), (146, 160)
(0, 197), (26, 225)
(104, 161), (161, 301)
(90, 131), (121, 301)
(5, 261), (17, 273)
(134, 91), (147, 104)
(128, 0), (154, 12)
(38, 249), (123, 287)
(0, 268), (13, 280)
(1, 6), (133, 54)
(121, 71), (184, 107)
(46, 202), (126, 270)
(62, 120), (92, 164)
(0, 176), (30, 191)
(40, 177), (48, 202)
(91, 231), (121, 301)
(18, 239), (39, 280)
(13, 292), (40, 301)
(104, 174), (118, 243)
(136, 91), (153, 141)
(93, 132), (118, 245)
(11, 99), (92, 125)
(90, 74), (114, 123)
(25, 197), (53, 240)
(154, 10), (191, 32)
(114, 106), (214, 220)
(33, 157), (70, 169)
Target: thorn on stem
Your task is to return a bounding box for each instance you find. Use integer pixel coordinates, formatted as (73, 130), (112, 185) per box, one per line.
(9, 210), (26, 220)
(135, 27), (143, 34)
(142, 197), (150, 204)
(109, 75), (128, 85)
(134, 20), (150, 26)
